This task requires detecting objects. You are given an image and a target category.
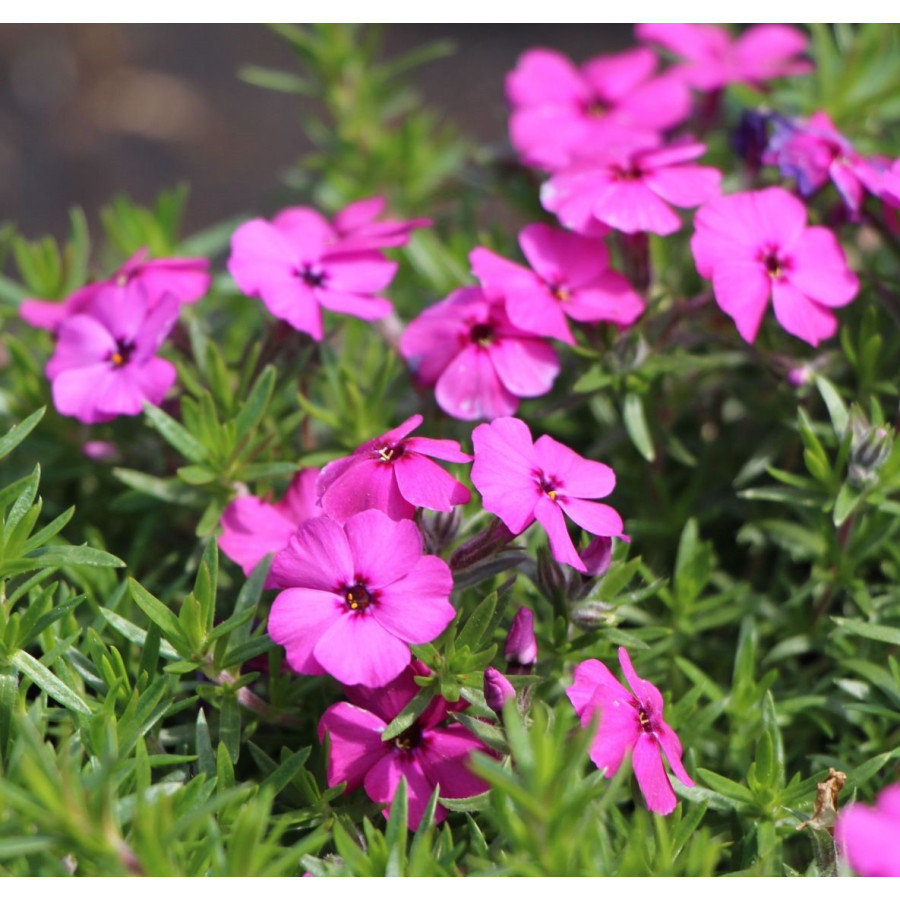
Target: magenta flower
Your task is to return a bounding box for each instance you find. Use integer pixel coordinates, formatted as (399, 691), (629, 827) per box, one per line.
(834, 783), (900, 877)
(218, 469), (323, 580)
(483, 667), (516, 714)
(541, 141), (721, 236)
(228, 207), (397, 340)
(637, 23), (812, 91)
(267, 509), (455, 687)
(471, 417), (625, 573)
(318, 661), (489, 828)
(317, 414), (471, 524)
(21, 248), (211, 332)
(331, 196), (431, 251)
(470, 224), (645, 345)
(506, 47), (692, 171)
(567, 647), (694, 815)
(400, 286), (560, 421)
(46, 285), (179, 424)
(504, 607), (538, 669)
(691, 187), (860, 346)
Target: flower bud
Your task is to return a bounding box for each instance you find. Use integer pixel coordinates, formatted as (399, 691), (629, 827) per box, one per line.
(732, 108), (771, 174)
(420, 507), (461, 554)
(483, 666), (516, 714)
(449, 517), (515, 571)
(848, 408), (893, 489)
(536, 545), (568, 604)
(570, 600), (617, 631)
(580, 536), (613, 577)
(504, 607), (537, 673)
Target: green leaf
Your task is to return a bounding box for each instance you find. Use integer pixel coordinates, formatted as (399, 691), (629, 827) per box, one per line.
(128, 578), (187, 649)
(25, 545), (124, 568)
(0, 408), (45, 460)
(623, 392), (655, 462)
(144, 403), (208, 462)
(697, 768), (753, 803)
(234, 366), (276, 442)
(382, 683), (437, 741)
(832, 616), (900, 646)
(456, 590), (498, 651)
(10, 650), (91, 714)
(816, 376), (849, 436)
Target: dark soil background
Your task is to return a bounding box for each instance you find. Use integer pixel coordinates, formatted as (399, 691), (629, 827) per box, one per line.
(0, 24), (633, 240)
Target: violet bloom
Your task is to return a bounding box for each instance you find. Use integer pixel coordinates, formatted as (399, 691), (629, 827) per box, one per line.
(637, 23), (812, 91)
(763, 112), (884, 214)
(331, 196), (431, 251)
(471, 417), (625, 573)
(400, 286), (560, 422)
(506, 46), (692, 171)
(46, 286), (179, 424)
(317, 414), (471, 524)
(218, 469), (322, 580)
(267, 509), (455, 687)
(567, 647), (694, 815)
(318, 661), (489, 828)
(228, 207), (397, 340)
(691, 187), (859, 346)
(21, 248), (210, 332)
(504, 607), (538, 669)
(470, 223), (645, 345)
(541, 141), (721, 237)
(483, 667), (516, 714)
(834, 783), (900, 877)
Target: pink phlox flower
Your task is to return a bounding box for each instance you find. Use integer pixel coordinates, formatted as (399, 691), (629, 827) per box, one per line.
(21, 248), (211, 332)
(267, 508), (456, 687)
(506, 46), (693, 171)
(636, 23), (812, 91)
(318, 661), (489, 828)
(331, 196), (431, 251)
(567, 647), (695, 815)
(46, 284), (179, 424)
(471, 417), (625, 573)
(317, 414), (471, 524)
(691, 186), (860, 346)
(400, 286), (560, 421)
(470, 223), (646, 345)
(834, 782), (900, 877)
(218, 468), (323, 582)
(228, 206), (398, 340)
(763, 112), (884, 214)
(541, 141), (722, 236)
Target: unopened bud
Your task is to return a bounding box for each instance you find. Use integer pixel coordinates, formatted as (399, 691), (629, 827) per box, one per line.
(570, 600), (617, 630)
(483, 666), (516, 714)
(421, 507), (462, 554)
(536, 545), (568, 603)
(504, 607), (537, 673)
(848, 409), (893, 488)
(449, 517), (515, 571)
(580, 536), (613, 577)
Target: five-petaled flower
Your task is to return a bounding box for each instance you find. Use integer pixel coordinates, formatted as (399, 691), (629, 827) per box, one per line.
(471, 416), (625, 572)
(267, 509), (455, 687)
(567, 647), (695, 815)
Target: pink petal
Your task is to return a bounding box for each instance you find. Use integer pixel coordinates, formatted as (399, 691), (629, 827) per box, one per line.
(344, 663), (424, 724)
(637, 141), (708, 171)
(372, 556), (456, 645)
(323, 252), (398, 293)
(315, 288), (393, 321)
(276, 469), (324, 523)
(789, 228), (859, 308)
(589, 699), (642, 776)
(228, 219), (298, 294)
(133, 293), (180, 360)
(643, 165), (722, 209)
(268, 517), (354, 591)
(319, 457), (414, 524)
(435, 346), (518, 421)
(319, 701), (389, 790)
(566, 272), (645, 326)
(489, 336), (559, 398)
(267, 587), (342, 676)
(401, 311), (466, 387)
(509, 108), (591, 170)
(567, 658), (633, 718)
(271, 207), (335, 257)
(419, 724), (490, 799)
(734, 25), (810, 82)
(632, 732), (678, 815)
(617, 647), (666, 715)
(519, 223), (610, 288)
(710, 260), (772, 344)
(582, 47), (657, 103)
(314, 612), (411, 687)
(138, 258), (211, 306)
(364, 750), (442, 827)
(394, 454), (470, 512)
(505, 289), (575, 344)
(835, 801), (900, 877)
(469, 247), (538, 299)
(592, 180), (683, 236)
(403, 436), (472, 464)
(614, 74), (692, 132)
(561, 498), (625, 539)
(255, 280), (324, 339)
(218, 496), (296, 576)
(656, 721), (695, 787)
(533, 434), (616, 498)
(51, 365), (116, 424)
(506, 48), (588, 108)
(87, 282), (149, 344)
(771, 281), (838, 347)
(343, 510), (423, 589)
(534, 494), (585, 571)
(127, 358), (178, 409)
(47, 315), (117, 378)
(333, 196), (385, 232)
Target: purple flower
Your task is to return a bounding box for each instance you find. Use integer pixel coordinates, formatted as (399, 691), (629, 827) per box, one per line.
(318, 661), (489, 828)
(834, 783), (900, 877)
(506, 47), (692, 171)
(483, 667), (516, 714)
(470, 223), (645, 345)
(21, 248), (210, 332)
(471, 417), (625, 573)
(541, 141), (721, 237)
(46, 285), (179, 424)
(400, 286), (560, 421)
(228, 206), (398, 340)
(218, 469), (323, 580)
(317, 414), (471, 524)
(331, 196), (431, 251)
(567, 647), (695, 815)
(504, 607), (538, 669)
(691, 187), (859, 346)
(267, 509), (455, 687)
(637, 23), (812, 91)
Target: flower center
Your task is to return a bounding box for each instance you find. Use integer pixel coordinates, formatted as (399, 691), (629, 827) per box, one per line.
(295, 264), (327, 288)
(377, 442), (404, 463)
(109, 339), (135, 368)
(537, 473), (561, 502)
(585, 98), (607, 118)
(638, 706), (654, 734)
(469, 322), (494, 347)
(344, 583), (372, 612)
(393, 722), (423, 752)
(613, 164), (643, 182)
(549, 283), (570, 302)
(758, 245), (791, 280)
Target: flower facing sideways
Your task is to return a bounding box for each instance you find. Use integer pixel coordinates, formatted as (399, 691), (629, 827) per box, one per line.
(267, 509), (455, 687)
(567, 647), (694, 815)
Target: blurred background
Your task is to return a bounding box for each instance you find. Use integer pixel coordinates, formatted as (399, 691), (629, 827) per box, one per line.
(0, 24), (633, 239)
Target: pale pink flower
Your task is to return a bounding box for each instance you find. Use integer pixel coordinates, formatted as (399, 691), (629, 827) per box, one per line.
(46, 285), (179, 424)
(637, 23), (812, 91)
(318, 661), (489, 828)
(471, 417), (625, 573)
(21, 248), (210, 332)
(228, 207), (397, 340)
(691, 187), (860, 346)
(218, 469), (322, 580)
(507, 47), (692, 171)
(331, 196), (431, 251)
(567, 647), (694, 815)
(267, 509), (455, 687)
(400, 286), (560, 421)
(317, 414), (471, 524)
(541, 141), (721, 236)
(834, 783), (900, 877)
(470, 223), (645, 344)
